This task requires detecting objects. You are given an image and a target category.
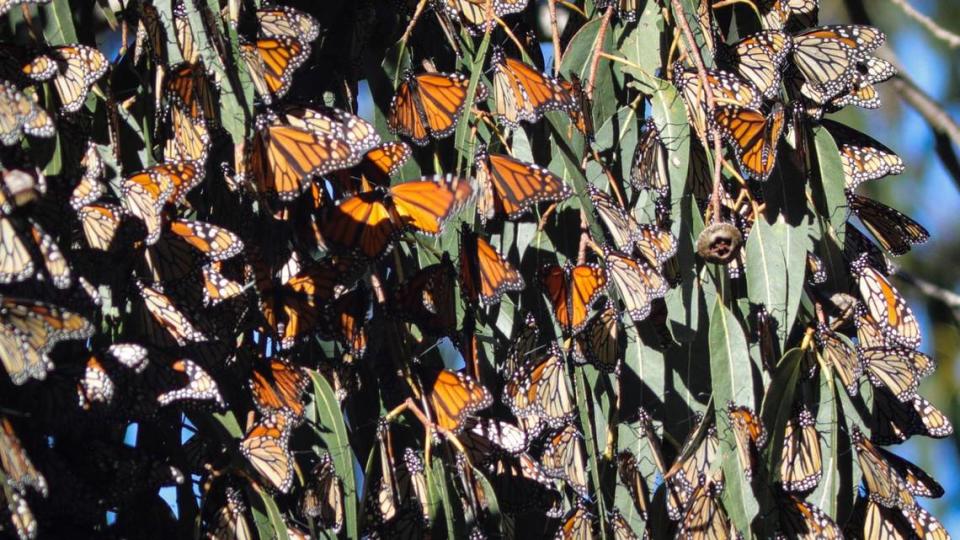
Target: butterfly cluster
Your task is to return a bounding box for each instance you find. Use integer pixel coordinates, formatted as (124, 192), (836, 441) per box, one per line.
(0, 0), (950, 539)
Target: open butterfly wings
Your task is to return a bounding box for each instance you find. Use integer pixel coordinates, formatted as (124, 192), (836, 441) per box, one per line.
(459, 229), (525, 306)
(388, 71), (477, 146)
(539, 263), (607, 335)
(475, 145), (572, 222)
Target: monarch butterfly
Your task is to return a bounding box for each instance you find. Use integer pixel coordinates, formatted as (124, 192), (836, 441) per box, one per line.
(616, 451), (650, 521)
(164, 62), (217, 123)
(202, 261), (245, 306)
(23, 45), (108, 113)
(503, 344), (575, 429)
(459, 228), (525, 306)
(774, 494), (842, 540)
(133, 3), (164, 64)
(206, 483), (253, 540)
(475, 144), (572, 223)
(157, 359), (225, 409)
(0, 297), (93, 385)
(16, 219), (70, 289)
(255, 254), (359, 349)
(539, 262), (607, 335)
(322, 174), (472, 259)
(435, 0), (528, 31)
(790, 25), (884, 101)
(848, 193), (928, 256)
(249, 107), (380, 200)
(138, 281), (208, 346)
(830, 56), (896, 111)
(0, 416), (47, 496)
(167, 220), (243, 262)
(388, 70), (476, 145)
(240, 36), (311, 103)
(608, 509), (640, 540)
(779, 406), (822, 493)
(757, 0), (819, 30)
(604, 247), (670, 322)
(851, 426), (915, 511)
(257, 5), (320, 42)
(459, 418), (529, 463)
(560, 74), (593, 139)
(0, 0), (49, 17)
(0, 81), (55, 145)
(77, 356), (114, 408)
(727, 403), (768, 480)
(69, 143), (104, 211)
(821, 120), (903, 190)
(677, 479), (733, 540)
(165, 103), (211, 164)
(860, 499), (949, 540)
(870, 445), (943, 499)
(717, 30), (791, 98)
(302, 453), (344, 533)
(394, 258), (457, 336)
(673, 64), (762, 140)
(121, 163), (178, 245)
(251, 358), (308, 424)
(872, 389), (954, 445)
(852, 256), (921, 349)
(556, 504), (595, 540)
(321, 285), (370, 358)
(501, 312), (541, 378)
(490, 46), (571, 128)
(587, 186), (640, 254)
(815, 324), (861, 395)
(629, 119), (669, 198)
(805, 252), (827, 285)
(540, 424), (589, 498)
(715, 101), (786, 181)
(595, 0), (639, 22)
(142, 232), (203, 283)
(663, 416), (722, 520)
(0, 168), (45, 218)
(240, 416), (295, 492)
(373, 439), (430, 525)
(845, 224), (894, 276)
(4, 490), (36, 540)
(571, 302), (622, 373)
(422, 368), (492, 433)
(858, 347), (923, 403)
(357, 141), (412, 189)
(107, 342), (149, 373)
(170, 2), (196, 63)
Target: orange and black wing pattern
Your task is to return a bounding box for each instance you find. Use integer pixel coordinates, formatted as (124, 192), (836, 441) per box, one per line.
(539, 262), (607, 335)
(388, 71), (474, 146)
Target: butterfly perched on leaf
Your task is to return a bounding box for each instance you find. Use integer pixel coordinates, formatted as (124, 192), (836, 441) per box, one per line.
(779, 406), (822, 493)
(604, 247), (669, 323)
(503, 343), (574, 432)
(790, 25), (885, 103)
(393, 257), (457, 336)
(851, 425), (916, 511)
(489, 46), (572, 128)
(774, 493), (842, 540)
(540, 424), (589, 498)
(321, 174), (472, 259)
(249, 107), (380, 201)
(0, 80), (55, 145)
(829, 56), (896, 112)
(852, 255), (921, 349)
(256, 5), (320, 42)
(673, 64), (762, 140)
(872, 388), (954, 445)
(301, 452), (344, 533)
(23, 44), (108, 113)
(240, 413), (294, 493)
(459, 227), (524, 306)
(121, 161), (199, 244)
(0, 297), (93, 385)
(422, 368), (492, 433)
(595, 0), (640, 22)
(0, 215), (71, 288)
(715, 101), (786, 181)
(0, 0), (49, 17)
(251, 358), (308, 424)
(555, 504), (595, 540)
(821, 120), (903, 190)
(459, 418), (529, 464)
(167, 219), (243, 262)
(388, 70), (481, 145)
(676, 478), (733, 539)
(727, 403), (768, 480)
(137, 281), (208, 347)
(434, 0), (529, 32)
(241, 7), (319, 103)
(474, 143), (572, 223)
(616, 451), (651, 522)
(571, 302), (622, 373)
(560, 74), (593, 139)
(539, 262), (607, 335)
(717, 30), (791, 99)
(629, 119), (669, 199)
(201, 261), (245, 307)
(815, 324), (862, 395)
(847, 192), (928, 256)
(662, 415), (723, 521)
(858, 346), (928, 403)
(355, 141), (412, 190)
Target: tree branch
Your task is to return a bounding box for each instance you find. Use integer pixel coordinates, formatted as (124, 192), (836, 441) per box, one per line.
(888, 0), (960, 49)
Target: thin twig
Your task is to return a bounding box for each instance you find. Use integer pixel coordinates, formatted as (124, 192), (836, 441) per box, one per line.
(888, 0), (960, 48)
(548, 0), (563, 74)
(896, 270), (960, 316)
(670, 0), (724, 225)
(399, 0), (429, 45)
(585, 6), (614, 100)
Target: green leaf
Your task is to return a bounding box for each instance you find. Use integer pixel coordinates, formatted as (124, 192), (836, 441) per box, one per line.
(247, 484), (291, 540)
(810, 370), (840, 518)
(42, 0), (78, 45)
(759, 348), (803, 479)
(309, 370), (358, 539)
(812, 126), (848, 242)
(559, 18), (619, 129)
(709, 298), (758, 535)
